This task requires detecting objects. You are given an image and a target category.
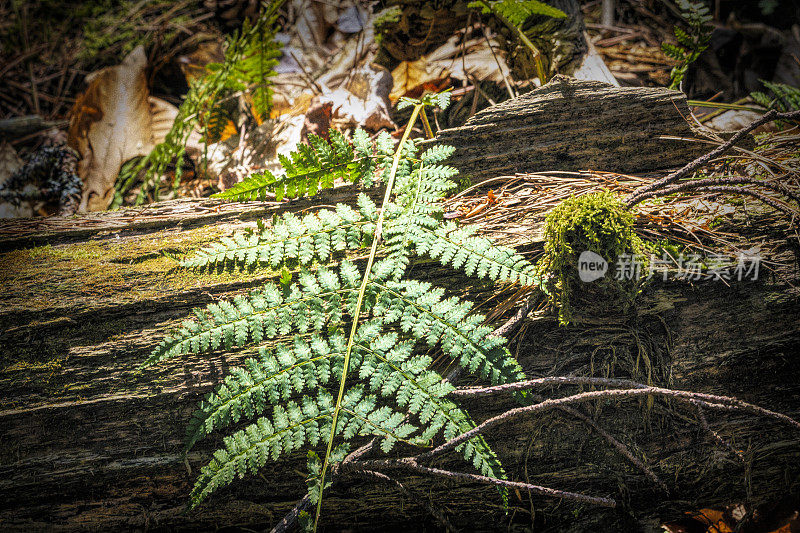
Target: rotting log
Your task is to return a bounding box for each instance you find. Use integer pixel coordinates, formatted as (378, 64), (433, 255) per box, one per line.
(0, 187), (799, 532)
(433, 76), (711, 181)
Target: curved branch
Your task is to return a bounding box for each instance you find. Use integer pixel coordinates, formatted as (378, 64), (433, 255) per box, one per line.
(346, 469), (459, 532)
(343, 459), (617, 508)
(626, 109), (800, 207)
(629, 175), (800, 209)
(428, 382), (800, 462)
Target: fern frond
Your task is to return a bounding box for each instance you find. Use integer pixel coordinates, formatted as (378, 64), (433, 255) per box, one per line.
(375, 144), (460, 280)
(182, 194), (379, 271)
(413, 222), (541, 287)
(468, 0), (566, 25)
(142, 262), (361, 367)
(662, 0), (712, 89)
(228, 15), (281, 118)
(124, 3), (283, 207)
(214, 130), (379, 202)
(752, 81), (800, 113)
(353, 322), (504, 478)
(189, 390), (334, 508)
(660, 43), (685, 60)
(395, 162), (458, 208)
(355, 331), (507, 480)
(184, 333), (347, 452)
(141, 90), (544, 519)
(186, 315), (507, 498)
(371, 279), (525, 385)
(188, 387), (415, 509)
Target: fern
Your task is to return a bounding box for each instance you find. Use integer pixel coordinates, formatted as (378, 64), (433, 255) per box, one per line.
(142, 94), (544, 525)
(181, 195), (379, 270)
(751, 81), (800, 113)
(467, 0), (567, 26)
(661, 0), (712, 90)
(214, 129), (380, 201)
(112, 1), (283, 208)
(466, 0), (566, 84)
(415, 222), (540, 286)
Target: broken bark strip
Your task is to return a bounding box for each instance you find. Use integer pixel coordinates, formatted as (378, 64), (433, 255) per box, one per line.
(1, 186), (799, 531)
(433, 76), (709, 181)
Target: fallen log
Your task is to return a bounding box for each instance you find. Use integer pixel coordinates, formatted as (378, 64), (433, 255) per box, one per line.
(434, 75), (710, 181)
(0, 187), (798, 531)
(1, 80), (798, 531)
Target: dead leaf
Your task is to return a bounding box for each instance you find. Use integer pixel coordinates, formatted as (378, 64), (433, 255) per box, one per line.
(322, 64), (395, 132)
(390, 58), (450, 105)
(68, 45), (180, 211)
(177, 40), (225, 83)
(337, 5), (365, 34)
(389, 33), (513, 104)
(302, 100), (333, 141)
(691, 509), (734, 533)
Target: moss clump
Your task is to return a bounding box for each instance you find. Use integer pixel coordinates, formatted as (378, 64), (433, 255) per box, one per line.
(538, 191), (647, 325)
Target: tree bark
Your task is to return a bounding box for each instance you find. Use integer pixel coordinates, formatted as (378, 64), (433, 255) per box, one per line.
(0, 185), (798, 531)
(432, 76), (710, 182)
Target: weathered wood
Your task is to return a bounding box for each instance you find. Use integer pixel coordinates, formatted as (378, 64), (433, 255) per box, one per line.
(434, 76), (709, 181)
(0, 188), (798, 531)
(0, 115), (68, 139)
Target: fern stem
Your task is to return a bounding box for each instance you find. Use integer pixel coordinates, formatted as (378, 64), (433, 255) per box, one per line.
(480, 0), (548, 85)
(419, 108), (435, 139)
(313, 104), (424, 531)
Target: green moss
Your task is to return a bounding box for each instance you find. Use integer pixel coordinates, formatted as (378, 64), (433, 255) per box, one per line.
(537, 191), (647, 325)
(2, 357), (64, 375)
(0, 224), (273, 316)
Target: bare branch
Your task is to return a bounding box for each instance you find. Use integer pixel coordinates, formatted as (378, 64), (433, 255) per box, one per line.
(629, 175), (800, 210)
(429, 382), (800, 462)
(347, 469), (459, 532)
(270, 493), (312, 533)
(626, 109), (800, 207)
(662, 185), (796, 216)
(451, 376), (649, 398)
(693, 401), (745, 461)
(343, 459), (617, 508)
(557, 404), (669, 493)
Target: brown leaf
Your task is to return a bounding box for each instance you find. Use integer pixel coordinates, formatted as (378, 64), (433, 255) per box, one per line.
(302, 100), (333, 141)
(324, 64), (395, 132)
(389, 34), (513, 104)
(177, 41), (225, 83)
(390, 58), (450, 104)
(67, 45), (179, 211)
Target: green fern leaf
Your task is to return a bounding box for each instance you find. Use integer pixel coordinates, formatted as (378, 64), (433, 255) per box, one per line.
(142, 263), (362, 367)
(468, 0), (566, 25)
(753, 81), (800, 112)
(141, 91), (549, 518)
(182, 194), (379, 271)
(189, 387), (418, 509)
(371, 279), (525, 385)
(214, 130), (379, 202)
(414, 222), (541, 287)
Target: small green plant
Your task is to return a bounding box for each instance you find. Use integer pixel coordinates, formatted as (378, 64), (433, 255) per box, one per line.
(113, 1), (283, 207)
(661, 0), (713, 90)
(751, 81), (800, 113)
(468, 0), (566, 84)
(141, 92), (541, 529)
(537, 191), (646, 325)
